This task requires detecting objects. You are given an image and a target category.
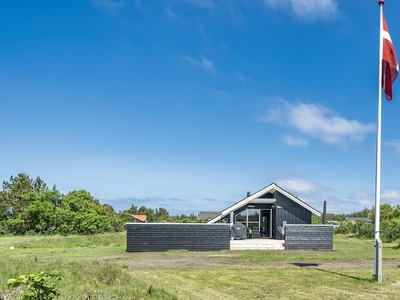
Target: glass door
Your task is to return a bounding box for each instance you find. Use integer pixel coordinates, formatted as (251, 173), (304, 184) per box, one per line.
(261, 210), (272, 237)
(235, 209), (260, 231)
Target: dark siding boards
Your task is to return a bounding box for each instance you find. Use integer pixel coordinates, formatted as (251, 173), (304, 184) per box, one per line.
(126, 223), (230, 252)
(285, 225), (334, 250)
(274, 191), (312, 239)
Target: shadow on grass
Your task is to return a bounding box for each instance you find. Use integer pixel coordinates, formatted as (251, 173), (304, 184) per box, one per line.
(315, 268), (373, 282)
(291, 263), (319, 268)
(290, 263), (372, 282)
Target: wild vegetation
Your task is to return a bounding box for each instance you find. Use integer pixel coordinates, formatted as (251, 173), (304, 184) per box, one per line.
(0, 233), (177, 299)
(0, 173), (197, 235)
(313, 205), (400, 242)
(2, 173), (400, 242)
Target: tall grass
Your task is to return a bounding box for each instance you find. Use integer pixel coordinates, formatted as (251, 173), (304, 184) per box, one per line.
(0, 232), (126, 249)
(0, 233), (177, 299)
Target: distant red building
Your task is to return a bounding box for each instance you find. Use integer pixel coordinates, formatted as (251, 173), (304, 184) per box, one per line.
(132, 215), (147, 223)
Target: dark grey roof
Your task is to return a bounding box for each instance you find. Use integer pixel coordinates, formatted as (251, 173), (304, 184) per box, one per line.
(344, 217), (372, 222)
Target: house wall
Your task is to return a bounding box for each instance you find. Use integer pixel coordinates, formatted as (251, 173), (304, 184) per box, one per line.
(126, 223), (230, 252)
(274, 191), (312, 240)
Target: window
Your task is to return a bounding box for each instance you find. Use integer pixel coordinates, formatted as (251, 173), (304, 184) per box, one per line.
(235, 209), (260, 231)
(235, 211), (246, 223)
(248, 209), (260, 231)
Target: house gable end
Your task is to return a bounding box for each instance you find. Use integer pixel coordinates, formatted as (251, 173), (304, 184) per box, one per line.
(208, 183), (321, 224)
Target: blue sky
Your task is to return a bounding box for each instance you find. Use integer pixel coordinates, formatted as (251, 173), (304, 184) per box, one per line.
(1, 0), (400, 215)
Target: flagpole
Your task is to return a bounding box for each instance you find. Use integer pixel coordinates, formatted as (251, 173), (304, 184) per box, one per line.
(374, 0), (384, 282)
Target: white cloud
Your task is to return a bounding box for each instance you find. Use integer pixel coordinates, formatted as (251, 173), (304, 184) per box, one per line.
(264, 0), (338, 21)
(353, 191), (374, 208)
(93, 0), (126, 14)
(183, 55), (216, 73)
(291, 0), (337, 20)
(352, 189), (400, 208)
(260, 99), (375, 148)
(386, 140), (400, 154)
(275, 178), (320, 195)
(381, 190), (400, 203)
(283, 134), (308, 146)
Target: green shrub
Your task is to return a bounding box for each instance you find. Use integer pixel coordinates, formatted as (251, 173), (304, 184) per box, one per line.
(7, 271), (61, 300)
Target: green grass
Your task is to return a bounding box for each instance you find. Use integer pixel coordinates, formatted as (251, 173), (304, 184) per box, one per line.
(0, 233), (399, 299)
(236, 235), (400, 263)
(0, 233), (177, 299)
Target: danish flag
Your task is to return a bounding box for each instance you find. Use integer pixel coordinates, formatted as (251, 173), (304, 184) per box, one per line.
(381, 13), (399, 100)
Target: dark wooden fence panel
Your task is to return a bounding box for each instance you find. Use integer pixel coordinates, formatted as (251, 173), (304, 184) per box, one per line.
(126, 223), (230, 252)
(285, 224), (333, 250)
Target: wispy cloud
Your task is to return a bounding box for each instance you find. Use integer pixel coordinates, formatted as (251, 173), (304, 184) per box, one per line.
(386, 140), (400, 154)
(353, 189), (400, 208)
(283, 134), (308, 146)
(236, 71), (252, 82)
(93, 0), (126, 15)
(183, 55), (217, 73)
(181, 0), (215, 9)
(260, 99), (375, 148)
(381, 190), (400, 203)
(166, 7), (178, 18)
(264, 0), (338, 21)
(352, 191), (374, 208)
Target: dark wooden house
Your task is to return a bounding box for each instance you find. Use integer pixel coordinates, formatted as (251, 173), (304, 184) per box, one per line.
(208, 183), (321, 239)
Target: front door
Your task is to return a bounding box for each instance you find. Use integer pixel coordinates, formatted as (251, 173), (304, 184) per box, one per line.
(261, 210), (272, 238)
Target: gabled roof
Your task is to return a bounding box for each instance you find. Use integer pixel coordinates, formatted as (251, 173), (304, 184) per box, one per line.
(209, 183), (321, 223)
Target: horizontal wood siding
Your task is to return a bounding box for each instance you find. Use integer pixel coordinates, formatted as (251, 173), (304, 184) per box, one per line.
(126, 223), (230, 252)
(285, 225), (333, 250)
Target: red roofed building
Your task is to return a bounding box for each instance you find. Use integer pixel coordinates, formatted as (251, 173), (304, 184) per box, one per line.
(132, 215), (147, 223)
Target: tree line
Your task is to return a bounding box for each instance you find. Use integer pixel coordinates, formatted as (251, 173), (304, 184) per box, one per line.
(314, 205), (400, 242)
(0, 173), (197, 235)
(3, 173), (399, 240)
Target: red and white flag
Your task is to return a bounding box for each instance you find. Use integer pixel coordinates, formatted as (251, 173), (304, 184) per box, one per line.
(382, 13), (399, 100)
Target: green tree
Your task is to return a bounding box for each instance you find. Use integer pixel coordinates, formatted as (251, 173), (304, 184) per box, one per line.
(154, 207), (170, 222)
(23, 189), (62, 234)
(59, 190), (123, 234)
(61, 190), (105, 215)
(0, 173), (47, 220)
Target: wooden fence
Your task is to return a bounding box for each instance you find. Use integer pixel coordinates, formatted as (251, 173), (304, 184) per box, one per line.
(126, 223), (230, 252)
(284, 224), (333, 250)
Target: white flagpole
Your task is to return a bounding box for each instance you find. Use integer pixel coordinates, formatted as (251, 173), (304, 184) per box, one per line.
(374, 0), (384, 282)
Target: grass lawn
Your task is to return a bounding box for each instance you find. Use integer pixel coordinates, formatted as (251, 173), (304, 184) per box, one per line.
(0, 233), (399, 299)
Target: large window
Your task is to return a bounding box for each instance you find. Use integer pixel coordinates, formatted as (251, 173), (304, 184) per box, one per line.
(235, 211), (247, 223)
(235, 209), (260, 231)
